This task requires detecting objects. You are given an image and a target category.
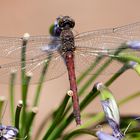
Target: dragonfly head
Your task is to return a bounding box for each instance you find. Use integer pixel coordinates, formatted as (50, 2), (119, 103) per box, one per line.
(49, 16), (75, 37)
(57, 16), (75, 29)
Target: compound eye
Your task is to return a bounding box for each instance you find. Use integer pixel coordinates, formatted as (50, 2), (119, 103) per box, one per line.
(49, 24), (55, 36)
(49, 23), (62, 37)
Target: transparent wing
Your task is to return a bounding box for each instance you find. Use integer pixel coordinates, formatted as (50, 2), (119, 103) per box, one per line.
(74, 22), (140, 74)
(74, 51), (126, 75)
(0, 52), (67, 84)
(75, 21), (140, 47)
(0, 35), (61, 60)
(75, 47), (140, 75)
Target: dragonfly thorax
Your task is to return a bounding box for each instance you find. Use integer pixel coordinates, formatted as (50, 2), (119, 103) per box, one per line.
(59, 29), (75, 54)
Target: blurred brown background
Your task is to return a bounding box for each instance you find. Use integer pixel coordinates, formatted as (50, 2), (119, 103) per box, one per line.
(0, 0), (140, 139)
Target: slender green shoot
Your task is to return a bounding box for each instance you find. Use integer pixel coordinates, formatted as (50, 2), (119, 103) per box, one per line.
(9, 70), (16, 125)
(15, 100), (23, 129)
(33, 58), (51, 107)
(25, 107), (38, 138)
(0, 96), (6, 124)
(63, 128), (97, 140)
(42, 91), (71, 139)
(21, 33), (30, 137)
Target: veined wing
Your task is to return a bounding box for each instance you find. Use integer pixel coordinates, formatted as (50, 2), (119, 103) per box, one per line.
(0, 51), (67, 84)
(75, 21), (140, 51)
(0, 35), (61, 60)
(74, 22), (140, 75)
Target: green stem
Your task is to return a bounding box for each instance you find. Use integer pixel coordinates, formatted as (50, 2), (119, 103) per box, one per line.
(15, 101), (23, 129)
(0, 96), (6, 123)
(9, 71), (16, 125)
(25, 107), (38, 137)
(34, 112), (52, 140)
(43, 114), (74, 140)
(21, 33), (29, 137)
(31, 56), (51, 139)
(80, 112), (104, 129)
(33, 58), (50, 107)
(105, 63), (131, 86)
(44, 87), (99, 140)
(127, 127), (140, 134)
(79, 62), (130, 113)
(21, 40), (27, 85)
(21, 74), (31, 136)
(63, 129), (97, 140)
(115, 53), (140, 64)
(118, 91), (140, 106)
(79, 58), (113, 96)
(77, 56), (102, 84)
(42, 94), (70, 139)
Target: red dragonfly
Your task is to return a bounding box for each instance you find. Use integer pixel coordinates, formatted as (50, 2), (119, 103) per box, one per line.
(0, 16), (140, 125)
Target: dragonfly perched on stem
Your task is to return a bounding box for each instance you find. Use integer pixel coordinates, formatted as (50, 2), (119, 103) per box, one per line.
(0, 16), (140, 125)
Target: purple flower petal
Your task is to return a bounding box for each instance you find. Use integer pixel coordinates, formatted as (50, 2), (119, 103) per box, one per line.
(127, 41), (140, 50)
(128, 61), (140, 75)
(96, 83), (124, 139)
(0, 125), (18, 140)
(96, 131), (119, 140)
(128, 61), (137, 68)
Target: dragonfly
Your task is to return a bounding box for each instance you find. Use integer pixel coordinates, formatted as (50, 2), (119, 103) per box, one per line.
(0, 16), (140, 125)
